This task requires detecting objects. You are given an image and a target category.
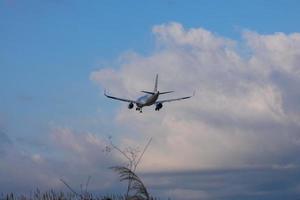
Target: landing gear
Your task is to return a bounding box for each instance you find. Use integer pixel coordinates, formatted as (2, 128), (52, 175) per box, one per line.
(136, 107), (143, 113)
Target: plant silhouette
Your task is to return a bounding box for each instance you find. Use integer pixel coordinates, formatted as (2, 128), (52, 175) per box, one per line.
(111, 166), (150, 200)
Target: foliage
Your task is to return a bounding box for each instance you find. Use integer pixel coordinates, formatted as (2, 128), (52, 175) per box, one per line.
(0, 190), (161, 200)
(111, 167), (149, 200)
(106, 137), (152, 199)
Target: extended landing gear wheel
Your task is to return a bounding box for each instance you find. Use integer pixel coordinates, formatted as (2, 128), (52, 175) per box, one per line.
(136, 107), (142, 113)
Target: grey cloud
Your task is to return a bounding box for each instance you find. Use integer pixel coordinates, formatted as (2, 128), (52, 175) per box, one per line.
(0, 130), (11, 144)
(0, 127), (123, 193)
(0, 130), (12, 155)
(142, 167), (300, 200)
(270, 70), (300, 115)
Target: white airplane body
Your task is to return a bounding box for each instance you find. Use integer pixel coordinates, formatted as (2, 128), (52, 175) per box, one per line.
(104, 74), (193, 113)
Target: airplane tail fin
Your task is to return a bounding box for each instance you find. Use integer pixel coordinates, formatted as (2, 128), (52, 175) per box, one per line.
(154, 74), (158, 92)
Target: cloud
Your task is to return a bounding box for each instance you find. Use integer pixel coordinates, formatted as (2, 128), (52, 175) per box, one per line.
(244, 31), (300, 75)
(0, 115), (12, 155)
(153, 22), (235, 50)
(2, 22), (300, 199)
(143, 166), (300, 200)
(91, 23), (300, 199)
(50, 127), (118, 168)
(0, 130), (12, 155)
(90, 22), (300, 198)
(0, 127), (122, 193)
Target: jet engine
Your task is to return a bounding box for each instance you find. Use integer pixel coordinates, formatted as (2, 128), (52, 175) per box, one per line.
(128, 102), (134, 109)
(155, 103), (163, 111)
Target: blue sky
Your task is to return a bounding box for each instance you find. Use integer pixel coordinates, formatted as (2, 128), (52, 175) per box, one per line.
(1, 1), (300, 199)
(1, 0), (300, 136)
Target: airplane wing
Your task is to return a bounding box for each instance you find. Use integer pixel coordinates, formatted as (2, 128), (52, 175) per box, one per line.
(104, 90), (138, 103)
(157, 91), (195, 103)
(157, 96), (192, 103)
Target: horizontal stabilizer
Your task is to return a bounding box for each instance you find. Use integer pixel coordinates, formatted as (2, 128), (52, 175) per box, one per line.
(159, 91), (174, 95)
(141, 91), (155, 95)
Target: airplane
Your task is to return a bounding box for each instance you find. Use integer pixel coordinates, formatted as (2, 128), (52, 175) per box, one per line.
(104, 74), (194, 113)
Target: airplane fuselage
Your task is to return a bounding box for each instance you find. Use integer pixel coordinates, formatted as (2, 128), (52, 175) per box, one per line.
(136, 92), (159, 108)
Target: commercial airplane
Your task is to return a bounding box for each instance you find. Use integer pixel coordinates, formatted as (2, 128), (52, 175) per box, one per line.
(104, 74), (194, 113)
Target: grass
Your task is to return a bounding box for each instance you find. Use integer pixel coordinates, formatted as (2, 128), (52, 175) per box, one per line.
(0, 166), (164, 200)
(1, 190), (163, 200)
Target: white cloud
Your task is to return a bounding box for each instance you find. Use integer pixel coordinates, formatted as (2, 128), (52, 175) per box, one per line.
(91, 22), (300, 172)
(245, 30), (300, 76)
(50, 127), (116, 166)
(153, 22), (235, 51)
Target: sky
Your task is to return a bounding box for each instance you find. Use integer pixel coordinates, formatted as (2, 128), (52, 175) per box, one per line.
(1, 0), (300, 199)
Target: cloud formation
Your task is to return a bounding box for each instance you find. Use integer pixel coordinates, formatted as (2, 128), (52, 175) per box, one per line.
(90, 22), (300, 199)
(0, 130), (12, 155)
(143, 166), (300, 200)
(0, 127), (120, 193)
(2, 22), (300, 199)
(91, 22), (300, 168)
